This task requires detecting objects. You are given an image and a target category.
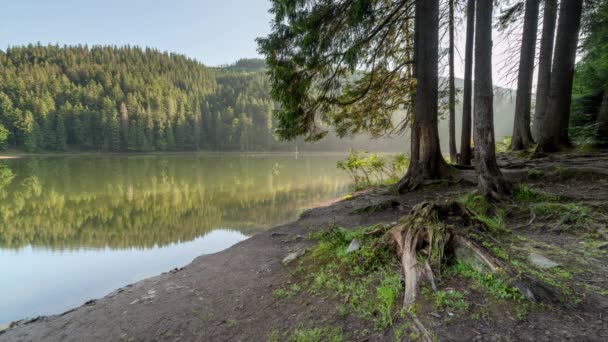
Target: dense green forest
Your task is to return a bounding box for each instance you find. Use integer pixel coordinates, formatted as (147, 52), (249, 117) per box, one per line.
(0, 45), (278, 152)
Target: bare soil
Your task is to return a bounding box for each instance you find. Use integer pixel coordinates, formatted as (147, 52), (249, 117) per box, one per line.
(1, 151), (607, 342)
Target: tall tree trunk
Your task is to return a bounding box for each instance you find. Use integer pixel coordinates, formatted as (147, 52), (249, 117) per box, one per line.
(448, 0), (457, 163)
(474, 0), (511, 199)
(399, 0), (452, 192)
(458, 0), (475, 166)
(532, 0), (558, 140)
(536, 0), (584, 153)
(597, 85), (608, 144)
(511, 0), (539, 151)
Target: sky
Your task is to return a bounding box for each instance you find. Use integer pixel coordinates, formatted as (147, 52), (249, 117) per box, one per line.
(0, 0), (521, 87)
(0, 0), (273, 66)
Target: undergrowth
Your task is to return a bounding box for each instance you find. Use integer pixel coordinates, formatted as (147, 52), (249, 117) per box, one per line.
(337, 150), (408, 191)
(304, 225), (402, 330)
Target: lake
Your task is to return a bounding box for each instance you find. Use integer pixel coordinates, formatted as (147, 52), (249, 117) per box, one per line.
(0, 153), (351, 325)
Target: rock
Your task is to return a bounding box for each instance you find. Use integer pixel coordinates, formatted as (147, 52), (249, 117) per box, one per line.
(282, 249), (306, 265)
(529, 253), (559, 268)
(597, 242), (608, 250)
(346, 239), (361, 254)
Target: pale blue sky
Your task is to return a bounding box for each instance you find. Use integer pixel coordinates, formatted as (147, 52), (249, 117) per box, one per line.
(0, 0), (273, 66)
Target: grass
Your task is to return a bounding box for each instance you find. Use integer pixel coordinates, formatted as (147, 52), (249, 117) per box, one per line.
(268, 326), (344, 342)
(513, 184), (562, 203)
(513, 183), (592, 232)
(460, 193), (507, 233)
(289, 326), (344, 342)
(275, 283), (303, 299)
(449, 261), (523, 301)
(429, 289), (469, 313)
(304, 225), (403, 331)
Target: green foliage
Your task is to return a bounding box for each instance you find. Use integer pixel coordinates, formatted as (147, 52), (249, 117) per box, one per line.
(258, 0), (415, 141)
(430, 289), (469, 313)
(513, 184), (561, 203)
(275, 283), (302, 299)
(495, 136), (512, 153)
(0, 124), (9, 150)
(460, 193), (491, 215)
(570, 0), (608, 145)
(460, 193), (505, 232)
(449, 261), (523, 301)
(305, 225), (402, 331)
(0, 45), (277, 152)
(337, 150), (409, 190)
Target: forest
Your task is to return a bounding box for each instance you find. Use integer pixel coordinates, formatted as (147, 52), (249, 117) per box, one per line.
(259, 0), (608, 196)
(0, 46), (278, 152)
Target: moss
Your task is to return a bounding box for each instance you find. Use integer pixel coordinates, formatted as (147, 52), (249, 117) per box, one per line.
(513, 184), (561, 203)
(460, 193), (491, 215)
(459, 194), (507, 233)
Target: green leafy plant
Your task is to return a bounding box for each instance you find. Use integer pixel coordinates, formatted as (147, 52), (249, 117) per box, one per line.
(337, 150), (408, 190)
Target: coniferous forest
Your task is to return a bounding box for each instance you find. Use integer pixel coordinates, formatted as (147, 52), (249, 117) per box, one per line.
(0, 45), (276, 152)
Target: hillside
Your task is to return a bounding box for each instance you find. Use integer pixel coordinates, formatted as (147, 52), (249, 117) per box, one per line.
(0, 45), (516, 153)
(0, 45), (276, 152)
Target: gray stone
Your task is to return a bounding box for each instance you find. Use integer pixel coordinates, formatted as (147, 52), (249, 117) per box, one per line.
(529, 253), (559, 268)
(282, 249), (306, 265)
(346, 239), (361, 254)
(597, 242), (608, 250)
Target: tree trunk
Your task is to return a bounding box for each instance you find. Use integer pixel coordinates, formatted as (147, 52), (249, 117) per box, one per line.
(511, 0), (539, 151)
(474, 0), (511, 199)
(448, 0), (457, 163)
(532, 0), (558, 141)
(536, 0), (584, 153)
(458, 0), (475, 166)
(597, 85), (608, 144)
(399, 0), (452, 192)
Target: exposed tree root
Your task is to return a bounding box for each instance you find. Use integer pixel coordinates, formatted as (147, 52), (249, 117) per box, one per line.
(388, 201), (561, 310)
(477, 171), (512, 201)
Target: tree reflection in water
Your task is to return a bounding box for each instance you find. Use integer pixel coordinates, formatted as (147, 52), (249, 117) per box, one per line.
(0, 154), (350, 250)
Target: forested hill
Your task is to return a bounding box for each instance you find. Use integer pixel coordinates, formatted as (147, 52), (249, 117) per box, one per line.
(0, 45), (278, 152)
(0, 45), (516, 153)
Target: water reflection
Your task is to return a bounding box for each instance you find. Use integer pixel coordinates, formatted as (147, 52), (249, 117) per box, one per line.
(0, 153), (350, 324)
(0, 154), (350, 249)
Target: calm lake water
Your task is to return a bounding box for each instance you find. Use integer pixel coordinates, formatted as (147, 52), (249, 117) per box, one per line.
(0, 153), (351, 324)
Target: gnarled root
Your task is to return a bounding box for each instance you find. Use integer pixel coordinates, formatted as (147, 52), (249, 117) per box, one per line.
(390, 201), (560, 310)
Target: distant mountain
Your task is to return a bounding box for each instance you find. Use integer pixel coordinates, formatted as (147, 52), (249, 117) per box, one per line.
(221, 58), (267, 72)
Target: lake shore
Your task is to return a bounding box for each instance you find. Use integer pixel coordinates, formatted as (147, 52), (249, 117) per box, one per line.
(1, 151), (608, 341)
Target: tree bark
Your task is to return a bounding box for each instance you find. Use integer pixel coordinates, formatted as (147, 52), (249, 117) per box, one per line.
(398, 0), (452, 192)
(474, 0), (511, 199)
(536, 0), (584, 153)
(458, 0), (475, 166)
(532, 0), (558, 141)
(448, 0), (457, 163)
(597, 85), (608, 144)
(511, 0), (539, 151)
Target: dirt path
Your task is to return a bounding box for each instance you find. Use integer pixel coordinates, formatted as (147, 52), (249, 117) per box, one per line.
(1, 151), (608, 341)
